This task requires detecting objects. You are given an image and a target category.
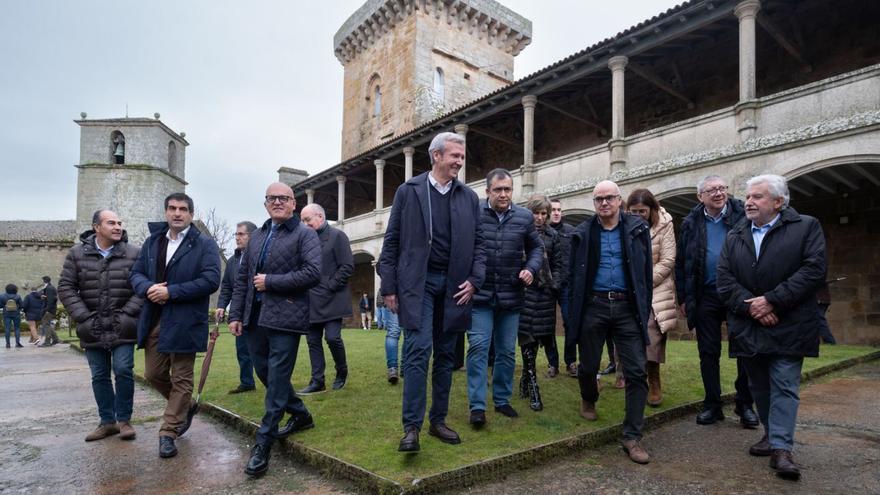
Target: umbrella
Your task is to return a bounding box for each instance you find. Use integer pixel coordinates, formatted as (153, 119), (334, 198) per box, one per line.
(194, 317), (221, 411)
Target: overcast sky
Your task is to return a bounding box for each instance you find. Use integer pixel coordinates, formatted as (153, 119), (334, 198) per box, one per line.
(1, 0), (673, 234)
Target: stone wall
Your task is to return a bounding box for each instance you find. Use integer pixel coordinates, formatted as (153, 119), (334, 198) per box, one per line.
(78, 120), (186, 177)
(0, 243), (70, 290)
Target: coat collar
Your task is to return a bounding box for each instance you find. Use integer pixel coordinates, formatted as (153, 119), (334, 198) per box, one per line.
(259, 214), (301, 233)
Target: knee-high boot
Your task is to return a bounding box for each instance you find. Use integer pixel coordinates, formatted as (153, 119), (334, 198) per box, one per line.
(647, 361), (662, 407)
(524, 346), (543, 411)
(519, 347), (529, 399)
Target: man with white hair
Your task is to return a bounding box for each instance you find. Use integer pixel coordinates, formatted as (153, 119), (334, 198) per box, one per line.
(717, 174), (826, 480)
(298, 203), (354, 394)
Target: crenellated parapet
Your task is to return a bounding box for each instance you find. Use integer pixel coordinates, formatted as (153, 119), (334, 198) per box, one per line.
(334, 0), (532, 64)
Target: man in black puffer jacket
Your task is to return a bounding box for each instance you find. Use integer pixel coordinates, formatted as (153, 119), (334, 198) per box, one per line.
(466, 169), (544, 426)
(58, 210), (144, 442)
(229, 182), (321, 477)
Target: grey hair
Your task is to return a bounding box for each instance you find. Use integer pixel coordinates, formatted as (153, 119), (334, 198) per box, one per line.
(91, 209), (109, 227)
(485, 168), (512, 188)
(746, 174), (790, 207)
(696, 175), (725, 193)
(236, 221), (258, 233)
(428, 132), (465, 165)
(302, 203), (326, 218)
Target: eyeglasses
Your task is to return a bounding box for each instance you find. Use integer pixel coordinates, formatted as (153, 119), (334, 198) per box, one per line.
(701, 186), (728, 196)
(265, 195), (293, 204)
(233, 233), (249, 237)
(593, 195), (620, 204)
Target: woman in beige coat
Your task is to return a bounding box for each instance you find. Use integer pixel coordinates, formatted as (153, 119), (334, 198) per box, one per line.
(625, 188), (677, 406)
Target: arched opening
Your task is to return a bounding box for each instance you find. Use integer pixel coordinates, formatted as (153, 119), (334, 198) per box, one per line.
(110, 131), (125, 165)
(167, 141), (178, 174)
(349, 251), (377, 328)
(560, 208), (594, 227)
(433, 67), (445, 103)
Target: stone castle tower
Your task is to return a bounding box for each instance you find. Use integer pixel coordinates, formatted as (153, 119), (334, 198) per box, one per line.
(334, 0), (532, 160)
(74, 116), (189, 243)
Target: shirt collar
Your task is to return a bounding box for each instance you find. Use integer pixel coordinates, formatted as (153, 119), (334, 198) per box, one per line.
(704, 203), (728, 222)
(166, 225), (191, 242)
(751, 213), (781, 232)
(428, 172), (453, 194)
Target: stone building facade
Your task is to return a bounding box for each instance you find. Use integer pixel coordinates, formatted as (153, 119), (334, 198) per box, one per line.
(287, 0), (880, 344)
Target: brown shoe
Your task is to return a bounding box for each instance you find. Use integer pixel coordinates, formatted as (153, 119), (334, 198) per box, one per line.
(770, 449), (800, 480)
(118, 422), (136, 440)
(621, 438), (651, 464)
(85, 423), (120, 442)
(749, 434), (772, 456)
(580, 400), (598, 421)
(647, 362), (662, 407)
(614, 373), (626, 389)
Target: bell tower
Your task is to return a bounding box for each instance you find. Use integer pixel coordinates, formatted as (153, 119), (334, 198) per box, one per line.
(74, 115), (188, 243)
(334, 0), (531, 160)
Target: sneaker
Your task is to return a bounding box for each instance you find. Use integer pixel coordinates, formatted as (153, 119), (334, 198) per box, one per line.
(85, 423), (120, 442)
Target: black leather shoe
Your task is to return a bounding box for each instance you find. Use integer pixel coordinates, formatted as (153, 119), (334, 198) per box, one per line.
(749, 434), (772, 456)
(227, 384), (256, 395)
(278, 413), (314, 438)
(297, 381), (326, 395)
(469, 409), (486, 427)
(429, 423), (461, 445)
(770, 449), (801, 480)
(332, 372), (347, 391)
(177, 401), (199, 437)
(398, 426), (420, 452)
(245, 443), (271, 477)
(696, 408), (724, 425)
(494, 404), (519, 418)
(735, 404), (760, 429)
(598, 362), (616, 375)
(159, 436), (178, 458)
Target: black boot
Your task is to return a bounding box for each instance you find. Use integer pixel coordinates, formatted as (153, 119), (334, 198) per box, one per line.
(519, 351), (529, 399)
(524, 346), (543, 411)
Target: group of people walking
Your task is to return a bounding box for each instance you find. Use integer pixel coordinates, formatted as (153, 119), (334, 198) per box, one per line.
(1, 276), (60, 348)
(37, 131), (827, 483)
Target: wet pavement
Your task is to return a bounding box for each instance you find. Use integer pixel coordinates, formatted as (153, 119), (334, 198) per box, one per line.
(0, 344), (355, 495)
(2, 345), (878, 494)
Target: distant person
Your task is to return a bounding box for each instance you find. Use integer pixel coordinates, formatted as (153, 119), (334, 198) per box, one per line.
(376, 295), (387, 330)
(1, 284), (24, 348)
(37, 276), (59, 347)
(21, 289), (42, 344)
(298, 203), (354, 395)
(130, 192), (221, 459)
(58, 209), (144, 442)
(548, 198), (583, 378)
(359, 292), (371, 330)
(717, 174), (826, 480)
(216, 220), (258, 395)
(815, 281), (837, 345)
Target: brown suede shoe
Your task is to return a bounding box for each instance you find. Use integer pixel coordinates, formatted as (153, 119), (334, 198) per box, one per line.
(118, 422), (136, 440)
(85, 423), (120, 442)
(580, 400), (598, 421)
(749, 434), (772, 456)
(770, 449), (801, 480)
(621, 438), (651, 464)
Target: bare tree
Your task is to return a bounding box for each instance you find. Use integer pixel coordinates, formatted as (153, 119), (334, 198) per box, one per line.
(196, 207), (234, 259)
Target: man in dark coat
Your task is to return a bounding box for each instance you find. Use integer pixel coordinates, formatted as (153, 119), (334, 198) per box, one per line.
(129, 193), (221, 459)
(717, 174), (826, 481)
(675, 175), (758, 428)
(378, 132), (486, 453)
(58, 209), (144, 442)
(37, 275), (59, 346)
(216, 220), (258, 395)
(21, 289), (43, 343)
(549, 198), (584, 377)
(229, 182), (321, 477)
(567, 180), (653, 464)
(298, 203), (354, 394)
(466, 168), (543, 426)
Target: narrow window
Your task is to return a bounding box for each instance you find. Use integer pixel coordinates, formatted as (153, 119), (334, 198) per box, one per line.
(374, 85), (382, 118)
(433, 67), (445, 102)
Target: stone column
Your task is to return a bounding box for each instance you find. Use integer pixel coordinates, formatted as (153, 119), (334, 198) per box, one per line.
(454, 123), (469, 184)
(734, 0), (761, 141)
(374, 159), (385, 210)
(521, 95), (537, 195)
(403, 146), (414, 181)
(305, 188), (315, 205)
(336, 175), (346, 223)
(608, 55), (628, 171)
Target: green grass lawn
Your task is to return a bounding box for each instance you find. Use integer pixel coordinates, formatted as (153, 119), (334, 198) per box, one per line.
(133, 327), (875, 483)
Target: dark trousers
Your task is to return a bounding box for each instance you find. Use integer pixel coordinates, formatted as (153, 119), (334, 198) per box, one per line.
(559, 286), (577, 366)
(577, 296), (647, 440)
(306, 318), (347, 383)
(235, 334), (255, 388)
(535, 335), (559, 369)
(817, 304), (836, 344)
(401, 271), (458, 429)
(245, 304), (310, 446)
(694, 288), (753, 410)
(454, 332), (465, 370)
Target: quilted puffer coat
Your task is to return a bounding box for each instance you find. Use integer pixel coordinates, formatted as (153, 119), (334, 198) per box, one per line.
(650, 207), (678, 333)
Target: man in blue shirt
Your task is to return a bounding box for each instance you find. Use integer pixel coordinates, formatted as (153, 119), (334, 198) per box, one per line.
(567, 180), (653, 464)
(675, 175), (758, 428)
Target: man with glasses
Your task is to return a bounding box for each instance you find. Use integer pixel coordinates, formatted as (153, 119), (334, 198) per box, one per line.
(216, 221), (258, 395)
(228, 183), (321, 477)
(568, 180), (653, 463)
(675, 175), (759, 428)
(130, 193), (221, 459)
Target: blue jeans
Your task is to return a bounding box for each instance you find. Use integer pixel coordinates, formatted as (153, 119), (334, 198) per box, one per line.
(384, 310), (401, 369)
(4, 315), (21, 346)
(235, 334), (255, 388)
(401, 271), (459, 429)
(467, 303), (520, 411)
(84, 344), (135, 424)
(743, 355), (804, 451)
(376, 307), (386, 329)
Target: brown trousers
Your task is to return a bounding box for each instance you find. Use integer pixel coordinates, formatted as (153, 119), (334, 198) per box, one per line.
(144, 324), (195, 438)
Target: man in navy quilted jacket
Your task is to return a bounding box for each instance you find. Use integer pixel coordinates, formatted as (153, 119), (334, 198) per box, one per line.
(229, 182), (322, 477)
